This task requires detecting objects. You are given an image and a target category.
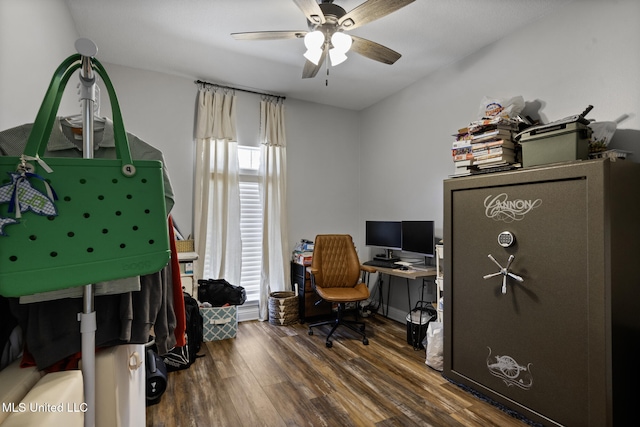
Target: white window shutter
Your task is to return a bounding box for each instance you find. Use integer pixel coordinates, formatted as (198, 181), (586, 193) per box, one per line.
(239, 177), (262, 302)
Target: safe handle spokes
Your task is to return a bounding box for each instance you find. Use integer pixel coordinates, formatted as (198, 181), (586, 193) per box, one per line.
(484, 254), (524, 295)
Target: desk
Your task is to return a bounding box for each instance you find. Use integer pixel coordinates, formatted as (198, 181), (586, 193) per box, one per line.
(372, 266), (437, 317)
(290, 262), (332, 322)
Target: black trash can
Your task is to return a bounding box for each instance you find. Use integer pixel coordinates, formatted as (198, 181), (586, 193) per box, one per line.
(406, 301), (437, 350)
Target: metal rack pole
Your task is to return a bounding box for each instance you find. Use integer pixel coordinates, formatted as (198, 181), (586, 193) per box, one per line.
(75, 37), (98, 427)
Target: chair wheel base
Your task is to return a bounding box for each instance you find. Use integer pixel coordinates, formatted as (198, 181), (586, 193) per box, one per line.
(307, 302), (369, 348)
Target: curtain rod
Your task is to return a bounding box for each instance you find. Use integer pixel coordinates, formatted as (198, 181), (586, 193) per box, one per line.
(195, 80), (286, 100)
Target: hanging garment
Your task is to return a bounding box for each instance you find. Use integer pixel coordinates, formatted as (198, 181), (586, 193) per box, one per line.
(168, 215), (186, 348)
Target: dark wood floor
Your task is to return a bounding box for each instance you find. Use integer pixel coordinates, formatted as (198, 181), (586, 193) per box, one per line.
(146, 315), (527, 427)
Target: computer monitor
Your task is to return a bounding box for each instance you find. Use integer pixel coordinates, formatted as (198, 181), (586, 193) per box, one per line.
(401, 221), (435, 258)
(365, 221), (402, 255)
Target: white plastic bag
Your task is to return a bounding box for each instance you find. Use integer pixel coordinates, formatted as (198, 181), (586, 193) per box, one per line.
(477, 95), (524, 120)
(425, 321), (444, 371)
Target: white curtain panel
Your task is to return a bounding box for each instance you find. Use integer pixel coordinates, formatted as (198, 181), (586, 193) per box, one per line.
(194, 88), (241, 286)
(259, 99), (290, 321)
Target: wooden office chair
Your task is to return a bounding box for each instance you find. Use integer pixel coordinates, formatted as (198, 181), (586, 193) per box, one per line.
(307, 234), (376, 348)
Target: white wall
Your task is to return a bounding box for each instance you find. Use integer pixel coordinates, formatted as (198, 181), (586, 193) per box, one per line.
(0, 0), (80, 129)
(285, 99), (361, 252)
(359, 0), (640, 320)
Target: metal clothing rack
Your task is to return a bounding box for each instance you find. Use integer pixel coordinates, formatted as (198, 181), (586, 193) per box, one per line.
(75, 37), (99, 427)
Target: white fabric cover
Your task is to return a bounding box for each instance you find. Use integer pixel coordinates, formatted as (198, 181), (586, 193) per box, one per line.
(94, 344), (146, 427)
(0, 360), (42, 424)
(1, 370), (83, 427)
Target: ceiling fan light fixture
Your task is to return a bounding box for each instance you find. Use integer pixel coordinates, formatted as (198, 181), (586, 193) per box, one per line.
(329, 32), (352, 66)
(329, 49), (348, 66)
(304, 47), (323, 65)
(303, 30), (325, 65)
(331, 32), (352, 53)
(304, 30), (324, 50)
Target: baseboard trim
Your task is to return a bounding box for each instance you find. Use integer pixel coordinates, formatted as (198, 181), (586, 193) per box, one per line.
(237, 300), (407, 324)
(383, 305), (408, 324)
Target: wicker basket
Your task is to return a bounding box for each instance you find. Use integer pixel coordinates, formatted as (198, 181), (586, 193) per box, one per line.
(268, 291), (299, 326)
(175, 239), (195, 252)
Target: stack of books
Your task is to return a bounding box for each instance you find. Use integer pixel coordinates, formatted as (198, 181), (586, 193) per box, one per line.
(293, 252), (313, 266)
(292, 239), (314, 265)
(451, 118), (521, 175)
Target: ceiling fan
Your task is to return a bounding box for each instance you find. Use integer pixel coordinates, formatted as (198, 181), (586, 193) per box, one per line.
(231, 0), (415, 79)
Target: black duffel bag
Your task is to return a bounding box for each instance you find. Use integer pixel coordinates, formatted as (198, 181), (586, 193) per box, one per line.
(197, 278), (246, 306)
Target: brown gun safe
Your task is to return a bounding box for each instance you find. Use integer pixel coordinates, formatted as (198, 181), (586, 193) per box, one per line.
(443, 158), (640, 426)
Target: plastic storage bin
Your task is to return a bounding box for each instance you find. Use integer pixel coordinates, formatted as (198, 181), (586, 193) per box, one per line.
(201, 306), (238, 341)
(519, 122), (592, 167)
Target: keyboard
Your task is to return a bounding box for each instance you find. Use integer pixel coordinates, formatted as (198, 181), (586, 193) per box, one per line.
(363, 260), (401, 269)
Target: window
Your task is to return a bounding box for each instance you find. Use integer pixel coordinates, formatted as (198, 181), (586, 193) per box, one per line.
(238, 145), (260, 172)
(238, 146), (262, 302)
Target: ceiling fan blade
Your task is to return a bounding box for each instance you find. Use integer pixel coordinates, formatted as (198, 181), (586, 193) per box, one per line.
(231, 31), (306, 41)
(302, 46), (327, 79)
(339, 0), (415, 30)
(350, 35), (401, 64)
(302, 60), (321, 79)
(293, 0), (325, 25)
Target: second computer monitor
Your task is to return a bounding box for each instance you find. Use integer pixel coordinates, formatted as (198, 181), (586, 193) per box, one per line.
(401, 220), (435, 258)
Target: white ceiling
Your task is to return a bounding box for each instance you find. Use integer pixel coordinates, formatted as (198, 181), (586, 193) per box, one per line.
(64, 0), (574, 111)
